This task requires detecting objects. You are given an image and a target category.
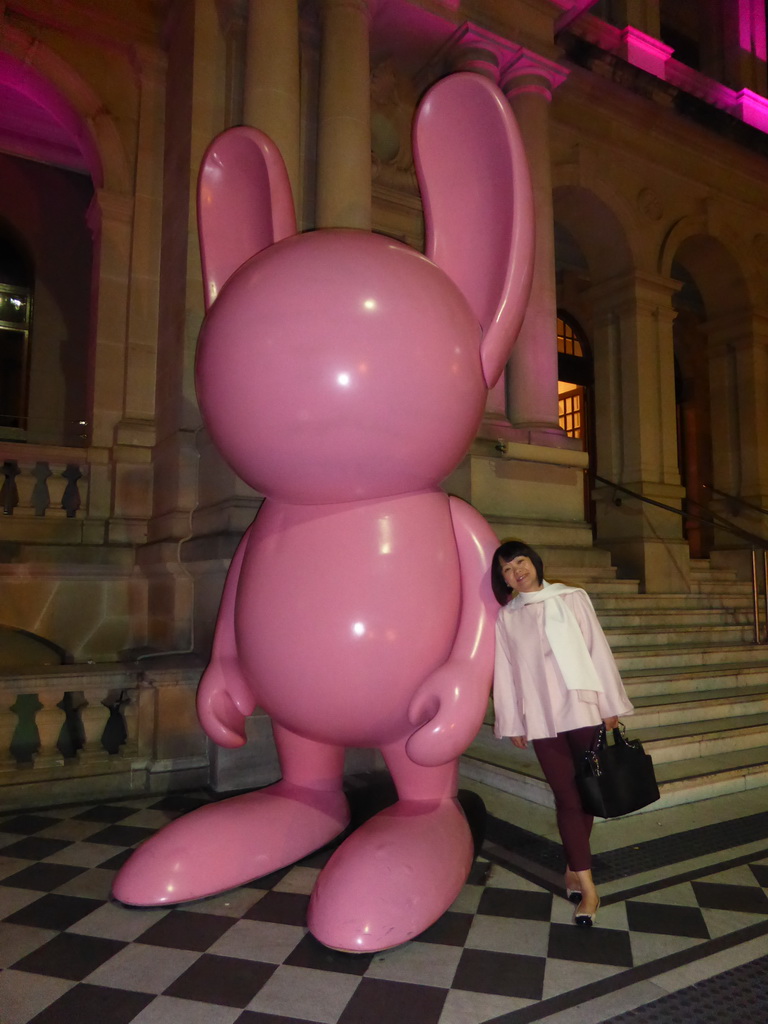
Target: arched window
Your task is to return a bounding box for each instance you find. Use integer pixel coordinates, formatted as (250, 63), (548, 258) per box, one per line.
(557, 313), (591, 448)
(0, 230), (33, 440)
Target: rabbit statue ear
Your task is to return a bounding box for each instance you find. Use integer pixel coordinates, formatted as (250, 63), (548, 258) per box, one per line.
(414, 73), (534, 388)
(198, 126), (297, 310)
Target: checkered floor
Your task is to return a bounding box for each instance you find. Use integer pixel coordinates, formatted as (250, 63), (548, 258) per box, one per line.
(1, 786), (768, 1024)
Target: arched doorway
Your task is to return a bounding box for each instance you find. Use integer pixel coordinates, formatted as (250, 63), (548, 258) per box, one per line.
(0, 57), (96, 446)
(557, 311), (595, 526)
(662, 229), (754, 555)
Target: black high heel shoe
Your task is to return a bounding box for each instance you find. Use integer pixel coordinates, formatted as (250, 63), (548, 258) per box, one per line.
(574, 896), (600, 927)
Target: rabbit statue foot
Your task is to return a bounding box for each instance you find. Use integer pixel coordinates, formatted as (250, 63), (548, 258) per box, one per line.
(111, 781), (350, 907)
(307, 797), (473, 953)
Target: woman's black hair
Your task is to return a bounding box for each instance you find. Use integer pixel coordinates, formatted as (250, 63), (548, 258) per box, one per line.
(491, 541), (545, 606)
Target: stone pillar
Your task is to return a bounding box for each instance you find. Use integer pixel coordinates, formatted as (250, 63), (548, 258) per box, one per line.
(706, 312), (768, 538)
(144, 0), (231, 652)
(86, 188), (152, 545)
(88, 189), (132, 453)
(316, 0), (371, 229)
(243, 0), (301, 207)
(123, 45), (165, 429)
(500, 53), (568, 441)
(721, 0), (768, 96)
(613, 0), (661, 36)
(109, 44), (167, 544)
(589, 271), (690, 592)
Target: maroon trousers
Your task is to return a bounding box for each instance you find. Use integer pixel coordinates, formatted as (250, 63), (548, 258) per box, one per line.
(532, 725), (598, 872)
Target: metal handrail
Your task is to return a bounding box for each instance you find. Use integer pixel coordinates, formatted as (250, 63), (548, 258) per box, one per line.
(682, 493), (768, 548)
(594, 474), (768, 644)
(703, 483), (768, 520)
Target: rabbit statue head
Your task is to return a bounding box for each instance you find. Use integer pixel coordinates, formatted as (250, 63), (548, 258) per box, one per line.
(195, 73), (533, 504)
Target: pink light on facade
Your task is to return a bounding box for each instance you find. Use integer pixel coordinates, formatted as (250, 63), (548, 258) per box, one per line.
(555, 0), (602, 36)
(738, 0), (767, 62)
(732, 89), (768, 132)
(619, 28), (674, 79)
(0, 53), (102, 184)
(370, 0), (456, 75)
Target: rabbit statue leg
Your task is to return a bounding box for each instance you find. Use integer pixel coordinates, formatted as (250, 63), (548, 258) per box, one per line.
(307, 744), (472, 952)
(112, 725), (349, 907)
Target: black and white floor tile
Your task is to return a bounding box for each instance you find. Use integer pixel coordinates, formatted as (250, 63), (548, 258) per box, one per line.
(1, 786), (767, 1024)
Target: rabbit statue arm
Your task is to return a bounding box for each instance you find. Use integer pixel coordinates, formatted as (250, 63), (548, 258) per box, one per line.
(196, 526), (258, 748)
(406, 497), (499, 767)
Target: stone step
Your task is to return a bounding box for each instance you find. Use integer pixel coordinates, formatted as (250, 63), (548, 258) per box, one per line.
(593, 589), (753, 602)
(596, 608), (753, 629)
(690, 566), (742, 581)
(554, 578), (641, 595)
(611, 643), (768, 672)
(629, 686), (768, 728)
(460, 739), (768, 812)
(605, 623), (755, 647)
(652, 745), (768, 806)
(622, 662), (768, 696)
(688, 580), (756, 596)
(530, 544), (615, 568)
(546, 568), (634, 587)
(471, 712), (768, 768)
(488, 519), (599, 552)
(631, 712), (768, 763)
(591, 593), (754, 612)
(461, 725), (768, 811)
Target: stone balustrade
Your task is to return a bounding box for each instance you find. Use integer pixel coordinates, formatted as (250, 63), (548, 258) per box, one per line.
(0, 443), (89, 518)
(0, 662), (209, 810)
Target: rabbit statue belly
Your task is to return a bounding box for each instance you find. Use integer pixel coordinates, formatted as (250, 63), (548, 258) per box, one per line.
(234, 493), (463, 749)
(112, 72), (534, 953)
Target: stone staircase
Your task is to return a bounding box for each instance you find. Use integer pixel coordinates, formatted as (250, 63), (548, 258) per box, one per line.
(461, 558), (768, 812)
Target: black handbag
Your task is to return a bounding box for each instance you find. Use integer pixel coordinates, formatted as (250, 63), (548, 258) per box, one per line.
(575, 723), (660, 818)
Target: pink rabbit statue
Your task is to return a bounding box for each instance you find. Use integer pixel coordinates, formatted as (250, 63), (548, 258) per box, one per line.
(112, 72), (533, 952)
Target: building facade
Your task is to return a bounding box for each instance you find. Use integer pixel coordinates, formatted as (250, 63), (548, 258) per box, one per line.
(1, 0), (768, 803)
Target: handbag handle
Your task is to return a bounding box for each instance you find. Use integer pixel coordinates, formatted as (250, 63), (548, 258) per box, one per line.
(612, 723), (631, 747)
(585, 721), (631, 776)
(590, 722), (631, 752)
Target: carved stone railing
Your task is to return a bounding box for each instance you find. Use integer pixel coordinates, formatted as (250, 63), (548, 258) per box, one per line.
(0, 442), (89, 519)
(0, 661), (209, 810)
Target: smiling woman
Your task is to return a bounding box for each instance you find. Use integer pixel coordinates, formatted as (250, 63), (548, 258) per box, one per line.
(490, 540), (634, 930)
(491, 542), (544, 602)
(500, 553), (542, 594)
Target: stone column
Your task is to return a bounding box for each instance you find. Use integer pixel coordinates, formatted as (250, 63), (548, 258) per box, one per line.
(316, 0), (371, 229)
(144, 0), (231, 652)
(589, 271), (690, 592)
(243, 0), (301, 207)
(500, 53), (568, 441)
(706, 312), (768, 538)
(123, 45), (165, 429)
(86, 189), (145, 546)
(451, 45), (499, 81)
